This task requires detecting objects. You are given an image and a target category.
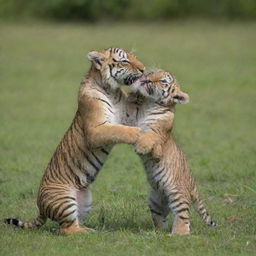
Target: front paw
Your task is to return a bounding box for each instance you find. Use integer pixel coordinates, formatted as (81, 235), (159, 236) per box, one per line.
(126, 127), (141, 144)
(135, 136), (154, 155)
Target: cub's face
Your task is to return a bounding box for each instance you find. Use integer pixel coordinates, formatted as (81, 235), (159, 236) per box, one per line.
(88, 48), (145, 90)
(131, 70), (189, 106)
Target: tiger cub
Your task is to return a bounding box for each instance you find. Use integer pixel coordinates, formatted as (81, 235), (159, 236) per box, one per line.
(5, 48), (145, 235)
(127, 69), (216, 234)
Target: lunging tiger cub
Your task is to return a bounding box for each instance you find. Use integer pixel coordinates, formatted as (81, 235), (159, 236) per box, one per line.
(126, 69), (216, 234)
(5, 48), (145, 235)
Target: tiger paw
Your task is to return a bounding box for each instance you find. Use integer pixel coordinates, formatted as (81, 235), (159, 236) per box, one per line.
(135, 135), (155, 155)
(124, 127), (142, 144)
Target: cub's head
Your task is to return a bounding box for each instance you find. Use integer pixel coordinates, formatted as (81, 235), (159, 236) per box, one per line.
(87, 47), (145, 90)
(131, 69), (189, 106)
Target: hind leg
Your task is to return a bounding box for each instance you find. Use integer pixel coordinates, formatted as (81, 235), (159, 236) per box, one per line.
(149, 189), (169, 231)
(171, 214), (190, 235)
(165, 187), (190, 234)
(76, 188), (95, 232)
(39, 184), (88, 235)
(60, 220), (87, 235)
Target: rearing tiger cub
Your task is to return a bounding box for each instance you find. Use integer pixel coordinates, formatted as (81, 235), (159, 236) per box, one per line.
(126, 69), (216, 234)
(5, 48), (145, 235)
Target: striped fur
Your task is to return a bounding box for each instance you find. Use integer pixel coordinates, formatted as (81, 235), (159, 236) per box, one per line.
(5, 48), (145, 235)
(126, 69), (216, 234)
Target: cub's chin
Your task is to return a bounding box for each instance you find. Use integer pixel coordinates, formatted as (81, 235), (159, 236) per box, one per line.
(130, 80), (141, 92)
(137, 86), (149, 97)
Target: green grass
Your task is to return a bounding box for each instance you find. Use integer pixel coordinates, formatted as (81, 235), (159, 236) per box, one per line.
(0, 20), (256, 256)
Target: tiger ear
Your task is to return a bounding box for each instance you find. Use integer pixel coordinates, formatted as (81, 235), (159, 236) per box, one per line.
(87, 51), (105, 70)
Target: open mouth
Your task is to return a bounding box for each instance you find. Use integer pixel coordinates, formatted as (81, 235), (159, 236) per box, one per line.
(124, 75), (141, 86)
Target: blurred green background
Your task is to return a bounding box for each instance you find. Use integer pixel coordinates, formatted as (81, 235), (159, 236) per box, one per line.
(1, 1), (256, 256)
(1, 0), (256, 21)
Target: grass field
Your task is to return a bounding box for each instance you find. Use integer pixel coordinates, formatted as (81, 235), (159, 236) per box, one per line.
(0, 20), (255, 256)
